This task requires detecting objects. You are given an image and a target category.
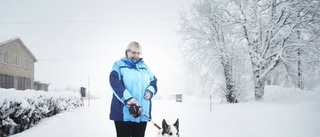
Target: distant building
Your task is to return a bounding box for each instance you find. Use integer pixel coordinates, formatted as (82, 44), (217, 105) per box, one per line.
(34, 81), (49, 91)
(0, 37), (49, 91)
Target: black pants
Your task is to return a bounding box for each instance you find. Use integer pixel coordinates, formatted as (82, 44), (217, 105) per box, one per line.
(114, 121), (147, 137)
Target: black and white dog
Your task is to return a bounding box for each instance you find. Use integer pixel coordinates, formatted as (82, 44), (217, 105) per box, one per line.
(157, 119), (179, 137)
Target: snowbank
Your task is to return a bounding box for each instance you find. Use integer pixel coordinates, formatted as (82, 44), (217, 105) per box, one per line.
(264, 86), (320, 102)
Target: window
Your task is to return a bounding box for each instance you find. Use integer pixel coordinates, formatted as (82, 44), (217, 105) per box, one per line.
(41, 85), (47, 91)
(18, 77), (31, 90)
(0, 74), (14, 89)
(13, 54), (19, 66)
(1, 51), (8, 64)
(23, 57), (29, 69)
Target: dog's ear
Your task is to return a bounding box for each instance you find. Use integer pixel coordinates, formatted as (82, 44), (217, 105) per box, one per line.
(162, 119), (171, 135)
(162, 119), (169, 130)
(173, 118), (179, 131)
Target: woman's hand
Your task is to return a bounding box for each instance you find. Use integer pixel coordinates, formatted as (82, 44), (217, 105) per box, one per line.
(127, 98), (139, 106)
(144, 91), (151, 99)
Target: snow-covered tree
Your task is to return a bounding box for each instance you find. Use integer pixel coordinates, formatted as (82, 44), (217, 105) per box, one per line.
(178, 0), (249, 103)
(237, 0), (320, 100)
(179, 0), (320, 101)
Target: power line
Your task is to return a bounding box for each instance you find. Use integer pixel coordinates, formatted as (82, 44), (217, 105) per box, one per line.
(37, 55), (106, 62)
(0, 18), (178, 24)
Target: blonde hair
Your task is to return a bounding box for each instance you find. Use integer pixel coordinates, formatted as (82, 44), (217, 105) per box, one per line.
(125, 41), (142, 57)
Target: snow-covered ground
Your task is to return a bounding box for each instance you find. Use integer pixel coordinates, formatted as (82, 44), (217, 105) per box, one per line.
(10, 86), (320, 137)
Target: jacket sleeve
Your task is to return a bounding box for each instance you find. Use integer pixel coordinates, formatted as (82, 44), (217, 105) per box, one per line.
(109, 62), (133, 104)
(146, 76), (157, 98)
(145, 64), (158, 97)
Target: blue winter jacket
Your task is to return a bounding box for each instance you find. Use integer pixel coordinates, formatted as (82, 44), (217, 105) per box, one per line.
(109, 57), (157, 122)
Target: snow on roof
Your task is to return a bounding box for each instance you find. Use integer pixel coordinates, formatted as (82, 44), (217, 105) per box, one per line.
(0, 36), (37, 62)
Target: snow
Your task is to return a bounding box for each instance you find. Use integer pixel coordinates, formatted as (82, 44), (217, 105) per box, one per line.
(7, 85), (320, 137)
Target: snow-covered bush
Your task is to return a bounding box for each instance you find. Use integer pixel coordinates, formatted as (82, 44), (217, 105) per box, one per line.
(0, 88), (83, 136)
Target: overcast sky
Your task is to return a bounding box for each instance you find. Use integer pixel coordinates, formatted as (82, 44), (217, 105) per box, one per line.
(0, 0), (194, 97)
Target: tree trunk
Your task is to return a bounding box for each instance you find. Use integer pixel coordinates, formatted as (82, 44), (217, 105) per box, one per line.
(225, 79), (237, 103)
(297, 50), (303, 90)
(250, 50), (266, 101)
(297, 30), (303, 90)
(254, 73), (266, 101)
(223, 59), (238, 103)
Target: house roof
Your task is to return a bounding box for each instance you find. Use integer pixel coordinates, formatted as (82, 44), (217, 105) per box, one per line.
(0, 37), (37, 62)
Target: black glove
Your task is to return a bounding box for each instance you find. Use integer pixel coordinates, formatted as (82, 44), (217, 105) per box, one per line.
(129, 104), (141, 118)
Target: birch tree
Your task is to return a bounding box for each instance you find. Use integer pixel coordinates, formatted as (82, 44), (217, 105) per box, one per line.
(179, 0), (320, 101)
(237, 0), (320, 100)
(282, 0), (320, 90)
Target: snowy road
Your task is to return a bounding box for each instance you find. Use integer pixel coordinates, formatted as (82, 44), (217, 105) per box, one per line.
(11, 94), (320, 137)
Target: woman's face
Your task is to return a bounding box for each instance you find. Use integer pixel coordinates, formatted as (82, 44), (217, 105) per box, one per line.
(127, 48), (141, 60)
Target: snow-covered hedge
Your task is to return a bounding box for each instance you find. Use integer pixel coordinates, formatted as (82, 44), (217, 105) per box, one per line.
(0, 88), (83, 136)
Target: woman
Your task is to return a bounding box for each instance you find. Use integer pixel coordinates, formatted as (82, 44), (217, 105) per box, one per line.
(109, 41), (158, 137)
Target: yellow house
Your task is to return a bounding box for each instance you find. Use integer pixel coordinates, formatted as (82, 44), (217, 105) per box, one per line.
(0, 37), (47, 91)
